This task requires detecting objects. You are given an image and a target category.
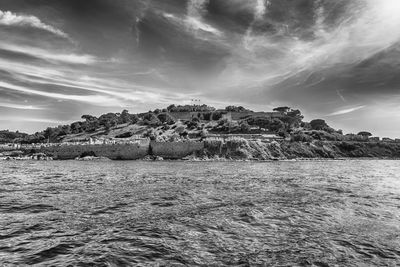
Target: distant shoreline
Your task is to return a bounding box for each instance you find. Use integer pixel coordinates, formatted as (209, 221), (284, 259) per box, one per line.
(2, 139), (400, 161)
(2, 157), (400, 162)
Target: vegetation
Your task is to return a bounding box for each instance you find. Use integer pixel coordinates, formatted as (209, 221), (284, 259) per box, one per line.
(166, 104), (216, 112)
(224, 106), (252, 112)
(0, 130), (29, 144)
(273, 106), (291, 113)
(310, 119), (328, 130)
(0, 104), (382, 144)
(357, 131), (372, 137)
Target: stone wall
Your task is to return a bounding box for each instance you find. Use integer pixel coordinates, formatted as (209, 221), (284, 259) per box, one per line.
(150, 141), (204, 159)
(42, 142), (150, 160)
(41, 140), (204, 160)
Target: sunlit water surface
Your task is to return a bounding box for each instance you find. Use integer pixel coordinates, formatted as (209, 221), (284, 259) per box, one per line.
(1, 160), (400, 266)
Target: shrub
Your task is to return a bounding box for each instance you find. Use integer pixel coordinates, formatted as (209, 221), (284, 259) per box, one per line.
(157, 113), (176, 125)
(116, 132), (133, 138)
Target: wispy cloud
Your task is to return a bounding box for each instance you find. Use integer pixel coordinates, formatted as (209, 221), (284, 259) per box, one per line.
(0, 81), (118, 106)
(185, 0), (222, 37)
(336, 90), (346, 103)
(187, 0), (209, 18)
(163, 12), (222, 38)
(0, 116), (72, 124)
(0, 10), (69, 39)
(328, 105), (366, 116)
(243, 0), (269, 50)
(0, 43), (97, 65)
(0, 58), (188, 107)
(185, 17), (222, 36)
(255, 0), (268, 20)
(0, 102), (45, 110)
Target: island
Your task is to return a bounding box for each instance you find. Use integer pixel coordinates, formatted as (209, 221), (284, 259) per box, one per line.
(1, 105), (400, 161)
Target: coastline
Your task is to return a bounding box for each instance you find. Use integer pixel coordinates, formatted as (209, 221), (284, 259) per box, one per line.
(2, 156), (400, 162)
(2, 139), (400, 162)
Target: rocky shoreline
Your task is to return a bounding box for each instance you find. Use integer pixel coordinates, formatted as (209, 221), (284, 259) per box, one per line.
(2, 139), (400, 161)
(199, 139), (400, 160)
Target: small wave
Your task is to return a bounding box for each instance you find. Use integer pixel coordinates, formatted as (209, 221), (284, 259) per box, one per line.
(25, 242), (83, 265)
(1, 203), (57, 214)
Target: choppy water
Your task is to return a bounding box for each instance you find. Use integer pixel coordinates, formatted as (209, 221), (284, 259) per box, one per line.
(1, 160), (400, 266)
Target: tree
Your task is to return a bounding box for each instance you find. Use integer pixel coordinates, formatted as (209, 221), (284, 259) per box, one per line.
(153, 109), (162, 115)
(0, 130), (28, 143)
(167, 104), (176, 112)
(43, 127), (61, 142)
(269, 119), (285, 132)
(81, 115), (97, 122)
(166, 104), (216, 113)
(240, 121), (251, 133)
(70, 122), (83, 134)
(120, 109), (134, 124)
(129, 114), (139, 124)
(287, 109), (303, 119)
(225, 106), (251, 112)
(310, 119), (328, 130)
(57, 125), (72, 136)
(246, 117), (285, 132)
(273, 106), (291, 113)
(211, 112), (222, 120)
(157, 113), (176, 125)
(99, 113), (119, 129)
(142, 113), (161, 127)
(358, 131), (372, 137)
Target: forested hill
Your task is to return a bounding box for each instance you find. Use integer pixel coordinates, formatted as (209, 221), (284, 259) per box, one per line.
(0, 105), (378, 144)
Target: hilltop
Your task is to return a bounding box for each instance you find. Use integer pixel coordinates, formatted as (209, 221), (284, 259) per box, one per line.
(0, 104), (388, 145)
(2, 104), (400, 160)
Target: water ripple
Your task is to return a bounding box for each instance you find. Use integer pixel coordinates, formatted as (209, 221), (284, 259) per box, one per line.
(0, 160), (399, 266)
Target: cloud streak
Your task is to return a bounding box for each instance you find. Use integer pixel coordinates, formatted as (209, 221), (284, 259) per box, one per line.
(0, 102), (45, 110)
(185, 0), (222, 37)
(0, 43), (97, 65)
(328, 105), (366, 116)
(0, 10), (69, 39)
(0, 81), (118, 106)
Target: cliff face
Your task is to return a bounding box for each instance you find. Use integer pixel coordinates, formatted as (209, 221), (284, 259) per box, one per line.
(150, 141), (204, 159)
(31, 139), (400, 161)
(42, 143), (150, 160)
(201, 140), (400, 160)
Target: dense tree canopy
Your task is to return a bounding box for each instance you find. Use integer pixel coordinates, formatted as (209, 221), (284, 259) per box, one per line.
(310, 119), (329, 130)
(166, 104), (216, 112)
(357, 131), (372, 137)
(225, 106), (252, 112)
(0, 130), (28, 144)
(157, 113), (176, 125)
(273, 107), (291, 113)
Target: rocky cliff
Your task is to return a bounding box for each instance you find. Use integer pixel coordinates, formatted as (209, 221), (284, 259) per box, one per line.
(6, 139), (400, 161)
(41, 143), (149, 160)
(199, 140), (400, 160)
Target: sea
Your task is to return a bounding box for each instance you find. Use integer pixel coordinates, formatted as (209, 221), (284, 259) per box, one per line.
(1, 160), (399, 266)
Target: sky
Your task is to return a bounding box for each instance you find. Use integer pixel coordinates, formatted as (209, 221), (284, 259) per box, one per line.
(0, 0), (400, 137)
